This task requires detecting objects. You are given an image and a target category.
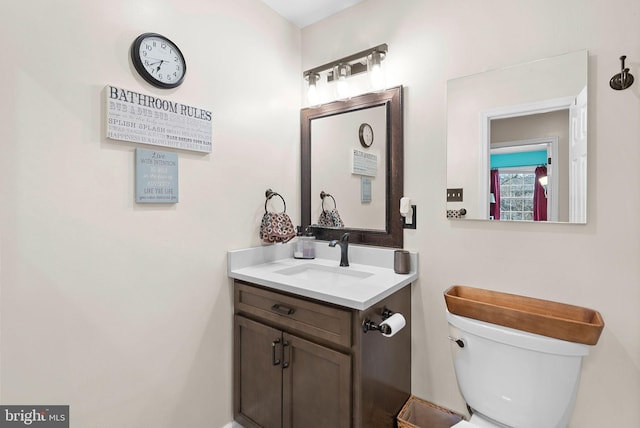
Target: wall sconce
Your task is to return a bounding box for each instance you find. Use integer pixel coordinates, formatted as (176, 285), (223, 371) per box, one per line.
(538, 175), (548, 198)
(303, 44), (388, 103)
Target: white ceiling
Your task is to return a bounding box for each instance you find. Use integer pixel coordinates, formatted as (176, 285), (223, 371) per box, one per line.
(260, 0), (364, 28)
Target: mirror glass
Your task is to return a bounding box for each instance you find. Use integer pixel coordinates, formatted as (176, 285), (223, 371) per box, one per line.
(446, 50), (588, 223)
(311, 104), (387, 230)
(301, 86), (404, 248)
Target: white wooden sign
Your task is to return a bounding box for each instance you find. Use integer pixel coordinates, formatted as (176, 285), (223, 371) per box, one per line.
(351, 148), (378, 177)
(106, 85), (212, 153)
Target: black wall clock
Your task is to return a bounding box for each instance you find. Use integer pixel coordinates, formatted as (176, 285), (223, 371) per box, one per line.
(359, 123), (374, 147)
(131, 33), (186, 89)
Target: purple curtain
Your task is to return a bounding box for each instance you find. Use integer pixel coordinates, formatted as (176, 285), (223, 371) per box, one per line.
(490, 169), (500, 220)
(533, 166), (548, 221)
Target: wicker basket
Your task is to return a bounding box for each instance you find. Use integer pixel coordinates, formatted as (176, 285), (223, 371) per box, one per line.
(397, 396), (464, 428)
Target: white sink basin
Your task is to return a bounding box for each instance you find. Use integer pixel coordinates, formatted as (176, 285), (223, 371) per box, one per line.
(275, 263), (374, 283)
(227, 244), (418, 310)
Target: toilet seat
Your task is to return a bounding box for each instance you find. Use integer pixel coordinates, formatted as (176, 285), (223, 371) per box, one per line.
(452, 413), (508, 428)
(452, 421), (499, 428)
(452, 421), (478, 428)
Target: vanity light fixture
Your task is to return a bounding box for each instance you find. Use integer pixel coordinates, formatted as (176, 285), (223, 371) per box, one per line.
(303, 44), (388, 103)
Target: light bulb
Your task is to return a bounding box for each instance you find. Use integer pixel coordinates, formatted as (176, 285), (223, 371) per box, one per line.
(336, 76), (349, 99)
(306, 73), (320, 105)
(333, 64), (351, 99)
(368, 50), (385, 90)
(308, 84), (319, 105)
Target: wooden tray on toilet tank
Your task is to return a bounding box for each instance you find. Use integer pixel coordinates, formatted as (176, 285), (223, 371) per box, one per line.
(444, 285), (604, 345)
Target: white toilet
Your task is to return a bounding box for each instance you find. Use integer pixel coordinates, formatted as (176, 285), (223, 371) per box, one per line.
(447, 310), (591, 428)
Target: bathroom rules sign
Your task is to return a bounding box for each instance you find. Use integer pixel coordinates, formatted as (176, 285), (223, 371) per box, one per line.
(105, 85), (212, 153)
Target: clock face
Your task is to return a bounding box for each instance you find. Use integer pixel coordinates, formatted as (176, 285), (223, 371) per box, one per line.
(359, 123), (374, 147)
(131, 33), (186, 89)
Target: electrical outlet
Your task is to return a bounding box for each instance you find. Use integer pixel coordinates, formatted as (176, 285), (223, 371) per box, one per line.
(447, 188), (463, 202)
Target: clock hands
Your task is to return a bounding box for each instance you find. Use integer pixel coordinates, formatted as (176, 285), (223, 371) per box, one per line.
(146, 57), (169, 66)
(147, 59), (166, 74)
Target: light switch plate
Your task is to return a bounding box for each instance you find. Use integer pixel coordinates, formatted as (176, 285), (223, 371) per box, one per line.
(402, 205), (417, 229)
(447, 188), (463, 202)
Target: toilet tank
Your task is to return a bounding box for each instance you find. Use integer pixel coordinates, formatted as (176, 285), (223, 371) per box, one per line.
(447, 310), (590, 428)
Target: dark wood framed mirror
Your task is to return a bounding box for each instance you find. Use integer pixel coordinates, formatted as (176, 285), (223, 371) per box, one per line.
(301, 85), (404, 248)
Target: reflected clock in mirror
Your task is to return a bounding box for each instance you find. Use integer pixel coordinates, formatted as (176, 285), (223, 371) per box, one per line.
(301, 86), (404, 248)
(446, 50), (588, 223)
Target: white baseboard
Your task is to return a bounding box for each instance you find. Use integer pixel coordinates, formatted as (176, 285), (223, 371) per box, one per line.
(222, 422), (243, 428)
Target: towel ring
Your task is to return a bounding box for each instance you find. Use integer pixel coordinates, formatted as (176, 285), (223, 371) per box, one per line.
(265, 189), (287, 213)
(320, 191), (337, 211)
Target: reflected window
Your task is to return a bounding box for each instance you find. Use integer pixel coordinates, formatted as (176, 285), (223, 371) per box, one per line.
(498, 170), (535, 221)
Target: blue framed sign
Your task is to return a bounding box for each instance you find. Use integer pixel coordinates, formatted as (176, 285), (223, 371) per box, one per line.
(135, 148), (179, 203)
(361, 177), (372, 203)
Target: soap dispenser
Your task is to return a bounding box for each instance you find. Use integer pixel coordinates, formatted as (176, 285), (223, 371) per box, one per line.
(294, 227), (316, 259)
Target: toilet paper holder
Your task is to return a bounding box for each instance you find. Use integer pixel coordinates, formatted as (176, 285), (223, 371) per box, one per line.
(362, 307), (395, 334)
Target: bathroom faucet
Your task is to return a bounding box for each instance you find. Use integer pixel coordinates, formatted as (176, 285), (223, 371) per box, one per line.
(329, 233), (350, 267)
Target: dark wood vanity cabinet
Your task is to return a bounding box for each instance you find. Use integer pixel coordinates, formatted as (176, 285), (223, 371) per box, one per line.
(233, 280), (411, 428)
(234, 315), (351, 428)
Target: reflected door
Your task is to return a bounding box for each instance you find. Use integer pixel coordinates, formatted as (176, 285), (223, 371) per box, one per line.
(569, 87), (588, 223)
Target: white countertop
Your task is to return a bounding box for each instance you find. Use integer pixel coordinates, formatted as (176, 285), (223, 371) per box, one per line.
(227, 242), (418, 310)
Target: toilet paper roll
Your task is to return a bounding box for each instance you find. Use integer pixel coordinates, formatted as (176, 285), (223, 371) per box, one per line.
(380, 313), (406, 337)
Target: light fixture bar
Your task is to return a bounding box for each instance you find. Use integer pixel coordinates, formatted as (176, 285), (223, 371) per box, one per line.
(303, 44), (388, 81)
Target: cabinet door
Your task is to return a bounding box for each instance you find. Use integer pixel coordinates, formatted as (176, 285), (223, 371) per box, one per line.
(234, 315), (283, 428)
(282, 333), (351, 428)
